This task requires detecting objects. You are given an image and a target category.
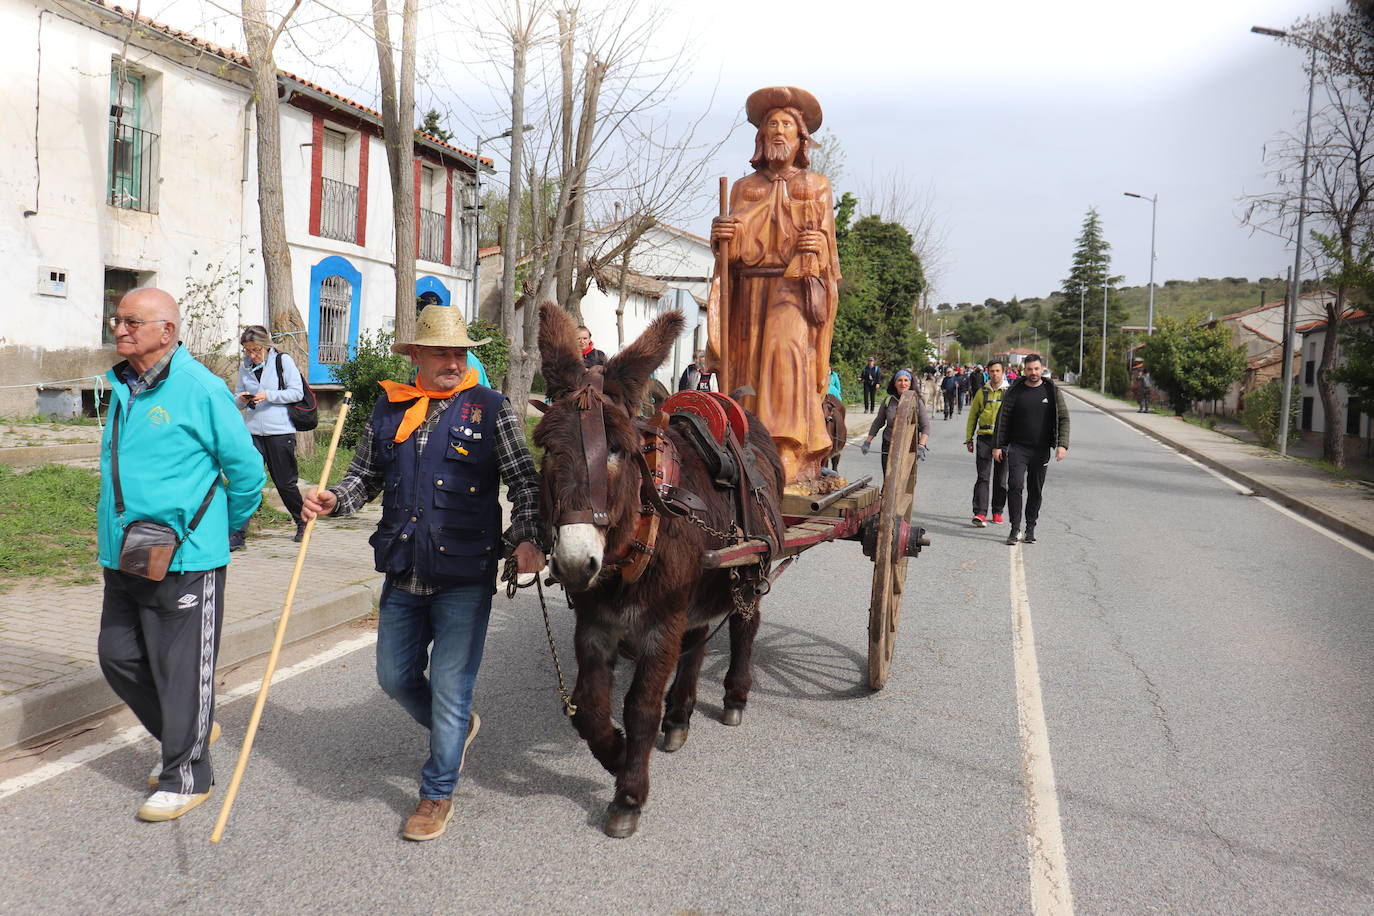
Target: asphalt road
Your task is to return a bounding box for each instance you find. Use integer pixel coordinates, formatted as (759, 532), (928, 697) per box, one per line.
(2, 394), (1371, 914)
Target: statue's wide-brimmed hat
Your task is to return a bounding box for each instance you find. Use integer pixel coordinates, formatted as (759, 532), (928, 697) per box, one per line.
(746, 86), (823, 134)
(393, 304), (491, 354)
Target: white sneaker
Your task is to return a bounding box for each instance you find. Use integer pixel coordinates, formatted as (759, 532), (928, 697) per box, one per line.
(148, 720), (222, 787)
(137, 789), (212, 822)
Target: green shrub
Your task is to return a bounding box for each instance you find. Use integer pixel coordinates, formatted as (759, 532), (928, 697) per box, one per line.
(329, 330), (415, 448)
(468, 317), (510, 387)
(1240, 379), (1300, 447)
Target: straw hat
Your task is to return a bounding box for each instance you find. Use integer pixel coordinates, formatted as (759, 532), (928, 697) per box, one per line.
(745, 86), (823, 134)
(393, 305), (491, 354)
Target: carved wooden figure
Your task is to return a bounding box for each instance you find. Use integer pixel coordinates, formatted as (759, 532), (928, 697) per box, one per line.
(707, 86), (841, 488)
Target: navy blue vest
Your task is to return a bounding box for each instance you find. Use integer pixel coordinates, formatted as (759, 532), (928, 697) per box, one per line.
(368, 386), (506, 589)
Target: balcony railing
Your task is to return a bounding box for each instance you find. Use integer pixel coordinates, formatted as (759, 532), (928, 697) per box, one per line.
(320, 177), (359, 243)
(108, 121), (159, 212)
(419, 207), (446, 262)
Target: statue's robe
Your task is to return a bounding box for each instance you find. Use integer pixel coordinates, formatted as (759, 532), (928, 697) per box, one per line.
(708, 166), (841, 485)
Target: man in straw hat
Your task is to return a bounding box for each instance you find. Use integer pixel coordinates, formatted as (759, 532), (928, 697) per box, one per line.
(302, 304), (544, 841)
(707, 85), (841, 488)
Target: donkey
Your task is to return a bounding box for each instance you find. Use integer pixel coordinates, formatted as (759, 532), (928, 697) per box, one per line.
(534, 303), (784, 838)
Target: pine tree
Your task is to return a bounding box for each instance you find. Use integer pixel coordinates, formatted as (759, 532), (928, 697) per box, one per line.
(1048, 207), (1124, 372)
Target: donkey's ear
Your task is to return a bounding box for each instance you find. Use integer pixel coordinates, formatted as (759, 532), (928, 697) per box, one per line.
(538, 302), (583, 399)
(603, 310), (685, 414)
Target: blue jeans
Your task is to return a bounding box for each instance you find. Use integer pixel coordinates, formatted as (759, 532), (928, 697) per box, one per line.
(376, 579), (492, 799)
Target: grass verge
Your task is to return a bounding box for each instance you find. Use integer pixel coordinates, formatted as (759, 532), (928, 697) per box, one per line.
(0, 464), (101, 589)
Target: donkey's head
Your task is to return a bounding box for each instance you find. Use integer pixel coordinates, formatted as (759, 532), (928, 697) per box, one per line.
(534, 302), (684, 591)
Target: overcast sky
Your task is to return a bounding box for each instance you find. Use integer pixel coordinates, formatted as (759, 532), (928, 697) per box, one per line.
(153, 0), (1340, 304)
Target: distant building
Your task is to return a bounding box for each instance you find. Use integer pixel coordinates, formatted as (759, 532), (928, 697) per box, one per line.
(1295, 311), (1371, 454)
(1193, 293), (1334, 417)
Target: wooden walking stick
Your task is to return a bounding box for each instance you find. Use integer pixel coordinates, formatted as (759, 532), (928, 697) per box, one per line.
(210, 392), (353, 844)
(715, 176), (731, 396)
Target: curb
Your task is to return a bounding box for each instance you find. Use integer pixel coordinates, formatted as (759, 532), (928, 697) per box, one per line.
(1064, 387), (1374, 553)
(0, 443), (100, 467)
(0, 579), (380, 752)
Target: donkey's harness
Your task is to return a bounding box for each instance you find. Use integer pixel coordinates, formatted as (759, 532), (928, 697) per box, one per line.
(556, 368), (780, 588)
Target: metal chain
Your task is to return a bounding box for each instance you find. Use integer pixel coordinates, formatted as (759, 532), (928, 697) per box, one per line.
(504, 556), (577, 717)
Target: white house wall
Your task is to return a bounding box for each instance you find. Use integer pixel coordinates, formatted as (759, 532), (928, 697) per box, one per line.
(1, 0), (252, 412)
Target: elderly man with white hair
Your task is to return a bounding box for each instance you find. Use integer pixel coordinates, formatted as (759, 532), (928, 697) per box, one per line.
(97, 288), (264, 823)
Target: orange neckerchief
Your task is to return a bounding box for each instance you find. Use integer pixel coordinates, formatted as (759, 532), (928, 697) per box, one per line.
(378, 370), (477, 443)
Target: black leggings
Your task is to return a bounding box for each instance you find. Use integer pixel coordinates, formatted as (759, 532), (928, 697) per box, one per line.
(253, 433), (304, 523)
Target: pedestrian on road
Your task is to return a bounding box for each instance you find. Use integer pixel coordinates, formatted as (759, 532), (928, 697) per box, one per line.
(862, 369), (930, 476)
(576, 325), (607, 369)
(940, 369), (959, 420)
(965, 359), (1010, 528)
(992, 353), (1070, 545)
(234, 326), (306, 547)
(678, 351), (715, 391)
(1135, 369), (1152, 413)
(301, 305), (545, 843)
(828, 367), (842, 400)
(97, 288), (265, 823)
(860, 357), (881, 412)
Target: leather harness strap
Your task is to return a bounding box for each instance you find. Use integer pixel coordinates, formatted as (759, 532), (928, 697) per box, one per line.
(561, 368), (611, 528)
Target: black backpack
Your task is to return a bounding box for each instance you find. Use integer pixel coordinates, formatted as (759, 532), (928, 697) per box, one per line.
(275, 351), (318, 431)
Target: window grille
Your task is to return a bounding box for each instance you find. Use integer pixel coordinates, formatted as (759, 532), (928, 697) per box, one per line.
(318, 275), (352, 364)
(320, 178), (359, 243)
(419, 207), (446, 262)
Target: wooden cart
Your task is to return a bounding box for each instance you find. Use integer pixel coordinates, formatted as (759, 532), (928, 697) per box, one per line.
(698, 390), (928, 690)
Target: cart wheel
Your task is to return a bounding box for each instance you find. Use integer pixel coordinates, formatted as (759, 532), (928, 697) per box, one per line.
(868, 389), (921, 690)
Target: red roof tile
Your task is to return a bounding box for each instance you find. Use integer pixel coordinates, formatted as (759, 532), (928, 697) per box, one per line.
(92, 1), (490, 166)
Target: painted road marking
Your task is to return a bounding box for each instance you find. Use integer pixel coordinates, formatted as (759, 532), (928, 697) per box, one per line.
(0, 631), (378, 800)
(1097, 406), (1373, 561)
(1010, 545), (1075, 916)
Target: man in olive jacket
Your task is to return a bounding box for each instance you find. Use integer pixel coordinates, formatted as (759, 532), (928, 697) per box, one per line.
(992, 354), (1070, 545)
(964, 359), (1010, 528)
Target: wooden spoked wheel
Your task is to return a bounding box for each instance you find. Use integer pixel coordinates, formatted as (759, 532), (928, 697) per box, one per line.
(867, 389), (920, 690)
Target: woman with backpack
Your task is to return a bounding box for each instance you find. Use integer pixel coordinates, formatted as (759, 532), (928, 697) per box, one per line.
(233, 325), (307, 547)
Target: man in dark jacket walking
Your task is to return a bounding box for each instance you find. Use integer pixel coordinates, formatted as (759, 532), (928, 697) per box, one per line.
(992, 354), (1070, 545)
(860, 357), (881, 412)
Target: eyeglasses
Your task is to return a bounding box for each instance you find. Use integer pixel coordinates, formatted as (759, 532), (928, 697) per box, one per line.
(108, 316), (169, 331)
(242, 345), (266, 356)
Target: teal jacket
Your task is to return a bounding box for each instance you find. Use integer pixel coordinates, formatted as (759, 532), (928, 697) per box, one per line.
(99, 345), (266, 572)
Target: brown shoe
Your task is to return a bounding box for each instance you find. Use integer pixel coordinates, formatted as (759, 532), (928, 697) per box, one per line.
(402, 797), (454, 841)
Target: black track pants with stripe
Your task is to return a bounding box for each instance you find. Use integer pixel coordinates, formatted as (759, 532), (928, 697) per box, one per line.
(99, 566), (225, 794)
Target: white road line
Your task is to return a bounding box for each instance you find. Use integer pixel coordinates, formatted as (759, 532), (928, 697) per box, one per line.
(0, 631), (377, 800)
(1010, 547), (1075, 916)
(1096, 407), (1374, 560)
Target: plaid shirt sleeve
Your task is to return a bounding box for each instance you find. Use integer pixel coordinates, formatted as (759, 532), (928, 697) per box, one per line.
(329, 416), (385, 516)
(494, 398), (543, 550)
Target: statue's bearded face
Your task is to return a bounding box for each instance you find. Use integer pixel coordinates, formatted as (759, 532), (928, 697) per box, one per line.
(763, 109), (800, 164)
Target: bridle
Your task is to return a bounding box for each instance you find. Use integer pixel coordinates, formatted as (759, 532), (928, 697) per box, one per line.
(549, 367), (696, 584)
(558, 367), (613, 529)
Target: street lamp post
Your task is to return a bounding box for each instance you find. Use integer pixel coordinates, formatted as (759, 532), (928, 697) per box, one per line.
(1252, 25), (1316, 457)
(469, 124), (533, 320)
(1078, 286), (1085, 380)
(1123, 191), (1158, 335)
(1029, 325), (1038, 354)
(1100, 282), (1109, 394)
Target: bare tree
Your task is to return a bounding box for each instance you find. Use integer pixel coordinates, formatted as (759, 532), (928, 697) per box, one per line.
(371, 0), (420, 344)
(471, 0), (721, 407)
(855, 173), (951, 301)
(240, 0), (308, 365)
(1244, 10), (1374, 467)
